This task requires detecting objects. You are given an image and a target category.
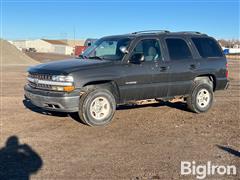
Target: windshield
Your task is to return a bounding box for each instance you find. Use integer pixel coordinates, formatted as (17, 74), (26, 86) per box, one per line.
(81, 37), (131, 61)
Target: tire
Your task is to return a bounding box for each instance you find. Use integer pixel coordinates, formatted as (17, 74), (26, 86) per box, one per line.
(187, 80), (214, 113)
(78, 88), (116, 126)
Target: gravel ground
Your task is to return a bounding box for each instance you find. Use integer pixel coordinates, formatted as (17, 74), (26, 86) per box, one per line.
(0, 59), (239, 180)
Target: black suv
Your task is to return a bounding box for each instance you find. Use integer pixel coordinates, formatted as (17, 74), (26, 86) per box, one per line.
(24, 30), (229, 126)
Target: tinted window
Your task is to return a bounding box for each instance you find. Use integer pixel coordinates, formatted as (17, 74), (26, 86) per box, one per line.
(192, 38), (223, 58)
(166, 38), (192, 60)
(132, 39), (162, 61)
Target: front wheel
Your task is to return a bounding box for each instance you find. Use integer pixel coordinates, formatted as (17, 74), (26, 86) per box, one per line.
(187, 81), (214, 113)
(78, 88), (116, 126)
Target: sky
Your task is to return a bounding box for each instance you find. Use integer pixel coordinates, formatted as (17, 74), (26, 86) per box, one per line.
(1, 0), (239, 40)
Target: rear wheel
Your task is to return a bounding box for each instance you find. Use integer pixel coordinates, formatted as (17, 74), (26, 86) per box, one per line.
(79, 88), (116, 126)
(187, 79), (214, 113)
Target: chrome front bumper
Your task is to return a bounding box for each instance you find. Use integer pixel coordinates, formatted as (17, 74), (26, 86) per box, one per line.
(24, 85), (79, 112)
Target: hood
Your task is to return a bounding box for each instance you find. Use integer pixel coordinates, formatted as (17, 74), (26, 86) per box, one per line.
(28, 58), (113, 75)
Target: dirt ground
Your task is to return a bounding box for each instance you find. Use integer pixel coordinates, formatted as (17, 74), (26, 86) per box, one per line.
(0, 59), (239, 179)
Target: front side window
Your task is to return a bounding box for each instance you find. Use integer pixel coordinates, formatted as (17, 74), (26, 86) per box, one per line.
(192, 38), (223, 58)
(81, 37), (131, 61)
(131, 39), (162, 61)
(95, 41), (117, 57)
(166, 38), (192, 60)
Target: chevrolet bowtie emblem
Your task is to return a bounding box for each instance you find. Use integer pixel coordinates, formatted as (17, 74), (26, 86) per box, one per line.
(34, 79), (39, 84)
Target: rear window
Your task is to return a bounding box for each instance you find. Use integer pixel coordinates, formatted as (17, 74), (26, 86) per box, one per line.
(192, 38), (223, 58)
(166, 38), (192, 60)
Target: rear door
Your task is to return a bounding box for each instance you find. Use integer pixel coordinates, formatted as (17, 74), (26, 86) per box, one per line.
(190, 37), (228, 90)
(163, 37), (198, 96)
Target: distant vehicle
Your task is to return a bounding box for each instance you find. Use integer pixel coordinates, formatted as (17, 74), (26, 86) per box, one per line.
(25, 30), (229, 126)
(75, 39), (97, 56)
(223, 48), (229, 55)
(26, 48), (37, 53)
(74, 46), (88, 56)
(84, 38), (97, 47)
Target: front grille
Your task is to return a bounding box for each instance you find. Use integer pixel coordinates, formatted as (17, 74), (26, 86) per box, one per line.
(29, 81), (52, 90)
(28, 73), (53, 90)
(28, 73), (53, 80)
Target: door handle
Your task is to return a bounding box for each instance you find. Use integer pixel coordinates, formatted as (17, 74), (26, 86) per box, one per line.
(189, 64), (196, 70)
(160, 66), (169, 71)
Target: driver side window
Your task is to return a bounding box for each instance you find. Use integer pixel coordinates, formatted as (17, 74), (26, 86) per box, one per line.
(132, 39), (162, 62)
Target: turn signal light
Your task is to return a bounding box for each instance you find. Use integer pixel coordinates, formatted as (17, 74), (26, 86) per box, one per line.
(63, 86), (75, 92)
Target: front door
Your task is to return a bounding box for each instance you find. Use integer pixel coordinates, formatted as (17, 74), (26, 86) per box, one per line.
(119, 38), (168, 101)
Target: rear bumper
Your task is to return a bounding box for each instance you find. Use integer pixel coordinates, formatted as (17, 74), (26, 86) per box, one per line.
(215, 78), (229, 90)
(24, 85), (80, 112)
(225, 80), (230, 89)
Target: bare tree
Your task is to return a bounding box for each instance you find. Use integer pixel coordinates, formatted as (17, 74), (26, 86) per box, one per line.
(218, 39), (240, 48)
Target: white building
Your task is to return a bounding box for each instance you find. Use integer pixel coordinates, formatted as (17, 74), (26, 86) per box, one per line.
(11, 39), (74, 55)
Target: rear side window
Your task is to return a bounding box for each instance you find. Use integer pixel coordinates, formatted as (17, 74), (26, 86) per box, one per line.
(166, 38), (192, 60)
(192, 38), (223, 58)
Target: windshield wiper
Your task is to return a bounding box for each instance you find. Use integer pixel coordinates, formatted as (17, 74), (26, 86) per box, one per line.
(88, 56), (103, 60)
(77, 55), (88, 59)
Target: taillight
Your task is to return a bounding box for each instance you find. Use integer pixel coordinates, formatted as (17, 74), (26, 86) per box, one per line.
(226, 62), (229, 78)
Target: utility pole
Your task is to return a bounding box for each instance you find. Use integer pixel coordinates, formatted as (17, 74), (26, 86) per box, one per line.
(73, 26), (76, 47)
(73, 26), (76, 56)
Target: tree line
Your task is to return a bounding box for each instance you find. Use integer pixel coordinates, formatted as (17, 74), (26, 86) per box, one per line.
(218, 39), (240, 48)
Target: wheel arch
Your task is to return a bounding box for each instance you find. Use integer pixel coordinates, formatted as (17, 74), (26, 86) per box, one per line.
(81, 80), (121, 103)
(194, 74), (216, 91)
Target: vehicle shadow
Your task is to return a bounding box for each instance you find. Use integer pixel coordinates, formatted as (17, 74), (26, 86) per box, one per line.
(216, 145), (240, 158)
(22, 99), (85, 125)
(0, 136), (43, 180)
(23, 98), (192, 125)
(23, 99), (69, 117)
(117, 100), (192, 112)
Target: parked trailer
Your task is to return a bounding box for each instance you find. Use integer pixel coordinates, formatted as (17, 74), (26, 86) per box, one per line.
(75, 46), (88, 56)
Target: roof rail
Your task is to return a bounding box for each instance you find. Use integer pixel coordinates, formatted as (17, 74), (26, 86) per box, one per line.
(132, 30), (170, 34)
(177, 31), (203, 34)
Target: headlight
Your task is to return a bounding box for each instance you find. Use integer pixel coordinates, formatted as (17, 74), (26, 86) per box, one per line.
(52, 75), (74, 82)
(27, 74), (75, 92)
(51, 75), (74, 92)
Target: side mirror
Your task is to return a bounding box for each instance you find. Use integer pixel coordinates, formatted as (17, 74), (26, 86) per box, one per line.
(119, 46), (129, 54)
(129, 53), (145, 64)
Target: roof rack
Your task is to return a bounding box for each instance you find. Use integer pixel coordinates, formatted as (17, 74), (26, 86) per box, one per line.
(132, 30), (170, 34)
(177, 31), (203, 34)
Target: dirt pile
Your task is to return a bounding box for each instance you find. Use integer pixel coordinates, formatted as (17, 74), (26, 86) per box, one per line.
(0, 39), (38, 65)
